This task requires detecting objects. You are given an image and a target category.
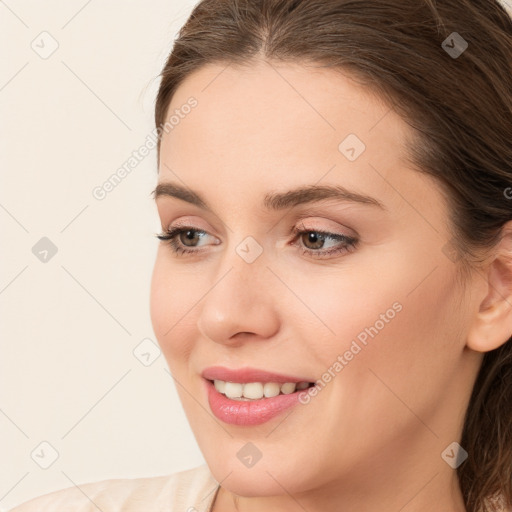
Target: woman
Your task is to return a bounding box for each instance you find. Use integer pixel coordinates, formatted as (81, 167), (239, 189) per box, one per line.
(9, 0), (512, 511)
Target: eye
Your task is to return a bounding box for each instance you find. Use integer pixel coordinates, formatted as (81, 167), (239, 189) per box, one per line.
(155, 226), (216, 256)
(290, 226), (358, 258)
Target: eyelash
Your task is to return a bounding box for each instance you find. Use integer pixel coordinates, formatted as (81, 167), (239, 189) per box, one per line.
(155, 225), (358, 259)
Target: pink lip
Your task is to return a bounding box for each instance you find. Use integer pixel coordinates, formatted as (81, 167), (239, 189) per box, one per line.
(204, 379), (310, 426)
(201, 365), (312, 384)
(201, 366), (315, 426)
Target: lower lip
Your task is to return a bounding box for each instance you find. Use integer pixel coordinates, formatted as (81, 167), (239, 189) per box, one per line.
(205, 379), (308, 426)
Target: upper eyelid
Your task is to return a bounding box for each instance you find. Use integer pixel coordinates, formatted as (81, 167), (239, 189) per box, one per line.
(160, 214), (354, 234)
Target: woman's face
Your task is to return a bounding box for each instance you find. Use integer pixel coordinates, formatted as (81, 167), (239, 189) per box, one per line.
(150, 60), (483, 502)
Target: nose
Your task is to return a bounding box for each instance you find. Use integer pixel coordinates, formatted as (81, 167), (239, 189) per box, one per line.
(196, 255), (281, 346)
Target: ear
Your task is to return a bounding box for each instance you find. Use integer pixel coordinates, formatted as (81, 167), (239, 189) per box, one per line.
(466, 221), (512, 353)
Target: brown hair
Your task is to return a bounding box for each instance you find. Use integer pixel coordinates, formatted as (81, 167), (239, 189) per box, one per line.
(154, 1), (512, 510)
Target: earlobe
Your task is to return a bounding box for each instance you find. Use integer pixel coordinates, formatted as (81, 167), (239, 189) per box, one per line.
(466, 222), (512, 353)
(467, 299), (512, 352)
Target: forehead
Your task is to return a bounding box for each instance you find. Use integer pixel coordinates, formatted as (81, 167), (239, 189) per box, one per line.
(157, 60), (443, 225)
(160, 59), (411, 165)
(163, 60), (405, 154)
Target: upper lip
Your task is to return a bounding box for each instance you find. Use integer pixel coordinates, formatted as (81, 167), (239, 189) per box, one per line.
(201, 366), (313, 384)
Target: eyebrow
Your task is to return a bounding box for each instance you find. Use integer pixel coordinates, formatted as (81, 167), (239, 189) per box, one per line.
(151, 181), (386, 212)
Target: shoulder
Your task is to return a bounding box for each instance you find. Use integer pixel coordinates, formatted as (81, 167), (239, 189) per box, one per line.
(7, 464), (219, 512)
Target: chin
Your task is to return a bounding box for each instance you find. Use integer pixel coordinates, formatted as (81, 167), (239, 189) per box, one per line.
(206, 456), (311, 498)
(214, 466), (290, 497)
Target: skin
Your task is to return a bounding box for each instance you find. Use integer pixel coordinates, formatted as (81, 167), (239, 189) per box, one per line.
(150, 59), (512, 512)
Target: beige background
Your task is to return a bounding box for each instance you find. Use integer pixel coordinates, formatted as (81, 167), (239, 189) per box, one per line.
(1, 0), (511, 509)
(0, 1), (203, 509)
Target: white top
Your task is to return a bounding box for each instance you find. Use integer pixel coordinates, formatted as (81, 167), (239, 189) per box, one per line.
(9, 465), (511, 511)
(7, 464), (221, 512)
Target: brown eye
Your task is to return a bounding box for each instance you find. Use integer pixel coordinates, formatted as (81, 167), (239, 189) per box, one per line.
(179, 229), (203, 247)
(291, 227), (358, 259)
(300, 232), (327, 250)
(156, 226), (213, 256)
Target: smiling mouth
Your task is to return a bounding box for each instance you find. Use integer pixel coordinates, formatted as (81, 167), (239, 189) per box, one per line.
(207, 379), (315, 401)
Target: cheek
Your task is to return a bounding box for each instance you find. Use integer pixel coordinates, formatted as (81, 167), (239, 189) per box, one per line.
(322, 261), (463, 429)
(281, 264), (404, 363)
(149, 254), (171, 340)
(149, 253), (197, 365)
(291, 252), (462, 396)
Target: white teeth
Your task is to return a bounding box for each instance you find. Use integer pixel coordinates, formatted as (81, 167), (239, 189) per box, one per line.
(213, 379), (310, 400)
(263, 382), (280, 398)
(280, 382), (297, 394)
(224, 382), (243, 398)
(213, 380), (225, 393)
(243, 382), (264, 399)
